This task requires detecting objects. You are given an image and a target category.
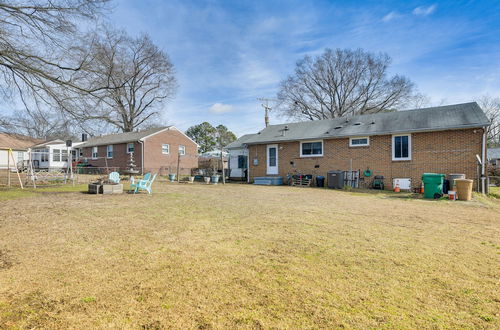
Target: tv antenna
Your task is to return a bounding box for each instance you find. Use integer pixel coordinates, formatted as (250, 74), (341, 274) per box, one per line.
(257, 98), (277, 127)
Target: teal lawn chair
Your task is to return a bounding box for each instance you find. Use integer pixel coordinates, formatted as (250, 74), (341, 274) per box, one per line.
(130, 173), (157, 194)
(129, 172), (151, 192)
(109, 171), (120, 184)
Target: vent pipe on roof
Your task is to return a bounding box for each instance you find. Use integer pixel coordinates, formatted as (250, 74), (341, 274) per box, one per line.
(281, 125), (289, 137)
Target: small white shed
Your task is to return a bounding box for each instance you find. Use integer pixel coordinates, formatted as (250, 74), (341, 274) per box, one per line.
(226, 134), (257, 181)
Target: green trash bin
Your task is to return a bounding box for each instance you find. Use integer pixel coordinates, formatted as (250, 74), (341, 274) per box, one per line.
(422, 173), (445, 199)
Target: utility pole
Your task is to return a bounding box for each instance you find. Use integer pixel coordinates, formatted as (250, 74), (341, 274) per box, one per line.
(176, 148), (181, 183)
(218, 130), (226, 184)
(257, 98), (277, 127)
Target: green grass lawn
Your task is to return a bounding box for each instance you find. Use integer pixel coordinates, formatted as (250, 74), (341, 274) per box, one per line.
(0, 183), (499, 328)
(0, 184), (87, 201)
(489, 186), (500, 198)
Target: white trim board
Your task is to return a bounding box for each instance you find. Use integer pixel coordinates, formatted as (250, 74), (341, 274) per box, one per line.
(299, 140), (324, 157)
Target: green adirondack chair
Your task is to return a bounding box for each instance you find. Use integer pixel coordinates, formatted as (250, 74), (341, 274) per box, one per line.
(131, 173), (157, 194)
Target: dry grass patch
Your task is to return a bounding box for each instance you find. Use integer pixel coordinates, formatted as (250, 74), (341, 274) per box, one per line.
(0, 183), (499, 328)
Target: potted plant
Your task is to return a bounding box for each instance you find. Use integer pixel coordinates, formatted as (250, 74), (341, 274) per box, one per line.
(168, 173), (176, 182)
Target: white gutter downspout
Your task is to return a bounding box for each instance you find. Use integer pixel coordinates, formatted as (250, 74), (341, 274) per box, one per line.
(138, 139), (145, 175)
(481, 127), (487, 194)
(246, 147), (250, 184)
(245, 144), (250, 184)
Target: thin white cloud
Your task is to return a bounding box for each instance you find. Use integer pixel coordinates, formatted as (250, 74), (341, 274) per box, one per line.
(413, 4), (437, 16)
(209, 103), (234, 114)
(382, 11), (399, 22)
(109, 0), (498, 137)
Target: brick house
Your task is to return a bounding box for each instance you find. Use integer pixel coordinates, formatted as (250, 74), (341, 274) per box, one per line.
(241, 103), (490, 190)
(80, 126), (198, 175)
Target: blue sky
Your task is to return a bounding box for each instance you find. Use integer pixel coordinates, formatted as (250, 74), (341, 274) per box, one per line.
(109, 0), (499, 135)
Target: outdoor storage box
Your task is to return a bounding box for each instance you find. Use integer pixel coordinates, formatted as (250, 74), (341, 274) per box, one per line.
(88, 183), (102, 194)
(422, 173), (445, 199)
(328, 171), (344, 189)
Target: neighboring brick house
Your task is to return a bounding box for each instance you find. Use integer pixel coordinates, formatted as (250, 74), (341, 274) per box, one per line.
(241, 103), (490, 190)
(80, 126), (198, 175)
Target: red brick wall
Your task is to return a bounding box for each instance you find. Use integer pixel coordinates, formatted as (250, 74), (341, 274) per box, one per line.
(142, 128), (198, 175)
(82, 142), (142, 170)
(248, 128), (484, 190)
(82, 128), (198, 175)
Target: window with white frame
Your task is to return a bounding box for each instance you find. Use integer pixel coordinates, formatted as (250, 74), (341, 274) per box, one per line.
(53, 149), (61, 162)
(61, 149), (68, 162)
(392, 134), (411, 161)
(41, 149), (48, 162)
(127, 143), (135, 154)
(92, 146), (98, 159)
(162, 144), (170, 154)
(300, 140), (323, 157)
(107, 145), (113, 158)
(178, 145), (185, 155)
(349, 137), (370, 147)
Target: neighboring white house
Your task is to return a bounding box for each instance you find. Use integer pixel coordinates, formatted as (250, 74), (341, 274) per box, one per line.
(225, 134), (256, 180)
(0, 133), (42, 170)
(30, 139), (84, 170)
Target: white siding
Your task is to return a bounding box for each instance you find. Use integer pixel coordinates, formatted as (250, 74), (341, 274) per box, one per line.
(228, 148), (249, 179)
(0, 150), (28, 169)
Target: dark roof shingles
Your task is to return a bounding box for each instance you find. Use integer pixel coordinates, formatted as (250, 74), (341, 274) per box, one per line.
(79, 127), (170, 147)
(244, 102), (490, 144)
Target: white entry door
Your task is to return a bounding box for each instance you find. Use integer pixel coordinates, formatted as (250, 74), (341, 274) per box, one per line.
(266, 144), (278, 175)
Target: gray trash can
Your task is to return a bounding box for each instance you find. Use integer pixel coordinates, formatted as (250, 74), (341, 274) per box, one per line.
(316, 175), (325, 187)
(448, 173), (465, 190)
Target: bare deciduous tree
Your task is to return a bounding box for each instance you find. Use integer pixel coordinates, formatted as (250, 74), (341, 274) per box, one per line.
(0, 1), (109, 100)
(0, 1), (110, 136)
(277, 48), (416, 120)
(4, 108), (72, 139)
(62, 28), (177, 132)
(405, 92), (431, 109)
(477, 95), (500, 147)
